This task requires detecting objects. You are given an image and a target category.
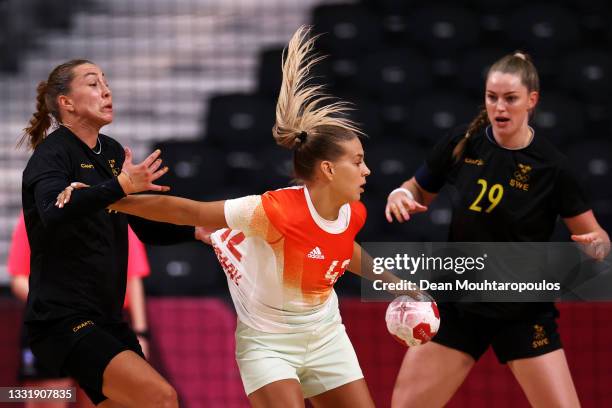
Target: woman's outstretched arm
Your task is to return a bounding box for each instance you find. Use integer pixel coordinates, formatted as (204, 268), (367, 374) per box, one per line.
(110, 194), (228, 230)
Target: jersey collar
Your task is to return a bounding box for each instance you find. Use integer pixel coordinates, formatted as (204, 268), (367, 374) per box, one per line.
(485, 125), (535, 151)
(303, 186), (351, 234)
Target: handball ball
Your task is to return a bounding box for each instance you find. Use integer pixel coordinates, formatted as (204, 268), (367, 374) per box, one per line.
(385, 296), (440, 347)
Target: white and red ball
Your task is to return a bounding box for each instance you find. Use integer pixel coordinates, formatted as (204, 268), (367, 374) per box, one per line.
(385, 296), (440, 347)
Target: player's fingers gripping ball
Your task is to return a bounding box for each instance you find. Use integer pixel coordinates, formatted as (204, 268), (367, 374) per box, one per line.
(385, 295), (440, 347)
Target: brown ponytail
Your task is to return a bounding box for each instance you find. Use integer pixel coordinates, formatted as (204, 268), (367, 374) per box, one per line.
(19, 81), (52, 149)
(452, 108), (489, 162)
(19, 59), (93, 150)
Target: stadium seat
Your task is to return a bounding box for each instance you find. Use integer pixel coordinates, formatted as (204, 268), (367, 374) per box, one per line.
(561, 50), (612, 102)
(458, 48), (509, 97)
(359, 0), (417, 15)
(377, 99), (413, 138)
(256, 47), (332, 97)
(365, 142), (427, 197)
(256, 48), (284, 98)
(334, 92), (383, 140)
(466, 0), (515, 10)
(152, 140), (227, 200)
(223, 150), (266, 195)
(407, 186), (454, 242)
(407, 92), (479, 145)
(256, 146), (295, 191)
(406, 5), (480, 56)
(357, 48), (432, 102)
(312, 4), (382, 57)
(563, 0), (611, 38)
(565, 140), (612, 201)
(325, 55), (360, 92)
(532, 92), (585, 148)
(504, 4), (580, 57)
(145, 242), (227, 296)
(205, 93), (276, 150)
(359, 0), (416, 44)
(359, 193), (408, 242)
(360, 186), (454, 243)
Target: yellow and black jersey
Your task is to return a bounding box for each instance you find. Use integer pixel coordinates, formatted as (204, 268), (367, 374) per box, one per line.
(415, 125), (590, 242)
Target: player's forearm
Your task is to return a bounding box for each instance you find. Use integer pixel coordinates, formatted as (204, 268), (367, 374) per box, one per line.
(10, 276), (29, 303)
(401, 177), (435, 206)
(399, 178), (422, 203)
(110, 195), (227, 229)
(36, 177), (125, 227)
(110, 195), (193, 225)
(127, 278), (148, 332)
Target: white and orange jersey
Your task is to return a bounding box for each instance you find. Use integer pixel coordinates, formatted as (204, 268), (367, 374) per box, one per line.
(211, 186), (367, 333)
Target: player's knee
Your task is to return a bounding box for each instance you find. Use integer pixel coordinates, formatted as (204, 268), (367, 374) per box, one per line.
(391, 384), (414, 408)
(139, 381), (177, 408)
(155, 383), (178, 408)
(392, 388), (434, 408)
(391, 386), (404, 408)
(391, 376), (435, 408)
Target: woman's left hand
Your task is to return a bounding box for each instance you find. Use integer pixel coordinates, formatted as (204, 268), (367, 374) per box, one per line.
(195, 226), (214, 246)
(571, 230), (611, 261)
(55, 182), (90, 208)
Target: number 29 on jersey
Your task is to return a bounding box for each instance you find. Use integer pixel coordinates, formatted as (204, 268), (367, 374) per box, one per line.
(469, 178), (504, 213)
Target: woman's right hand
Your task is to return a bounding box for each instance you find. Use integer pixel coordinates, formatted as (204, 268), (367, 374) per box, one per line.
(119, 147), (170, 195)
(385, 188), (428, 223)
(56, 182), (90, 208)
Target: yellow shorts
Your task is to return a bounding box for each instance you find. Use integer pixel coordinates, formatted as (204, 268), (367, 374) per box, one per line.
(235, 315), (364, 398)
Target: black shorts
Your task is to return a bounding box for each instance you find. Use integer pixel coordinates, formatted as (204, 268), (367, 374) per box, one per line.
(433, 303), (562, 364)
(18, 328), (65, 381)
(27, 317), (144, 405)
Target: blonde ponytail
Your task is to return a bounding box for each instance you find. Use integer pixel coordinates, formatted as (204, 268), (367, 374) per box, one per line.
(272, 25), (362, 150)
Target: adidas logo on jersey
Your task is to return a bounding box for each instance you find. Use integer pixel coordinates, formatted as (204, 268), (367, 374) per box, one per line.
(307, 246), (325, 260)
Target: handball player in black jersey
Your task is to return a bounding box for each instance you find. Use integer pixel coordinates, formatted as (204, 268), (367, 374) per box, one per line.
(386, 52), (610, 407)
(20, 59), (199, 408)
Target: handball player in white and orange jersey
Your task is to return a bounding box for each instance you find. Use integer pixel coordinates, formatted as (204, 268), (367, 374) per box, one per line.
(88, 26), (376, 407)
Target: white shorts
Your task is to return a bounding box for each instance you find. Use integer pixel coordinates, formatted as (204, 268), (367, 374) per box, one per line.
(235, 315), (364, 398)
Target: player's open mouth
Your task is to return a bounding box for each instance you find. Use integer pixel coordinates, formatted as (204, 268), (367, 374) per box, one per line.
(495, 117), (509, 123)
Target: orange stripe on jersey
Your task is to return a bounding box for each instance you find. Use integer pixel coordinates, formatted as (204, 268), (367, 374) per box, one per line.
(261, 187), (367, 305)
(250, 197), (283, 243)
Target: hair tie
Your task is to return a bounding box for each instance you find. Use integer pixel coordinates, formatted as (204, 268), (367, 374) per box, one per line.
(296, 131), (308, 144)
(513, 52), (527, 61)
